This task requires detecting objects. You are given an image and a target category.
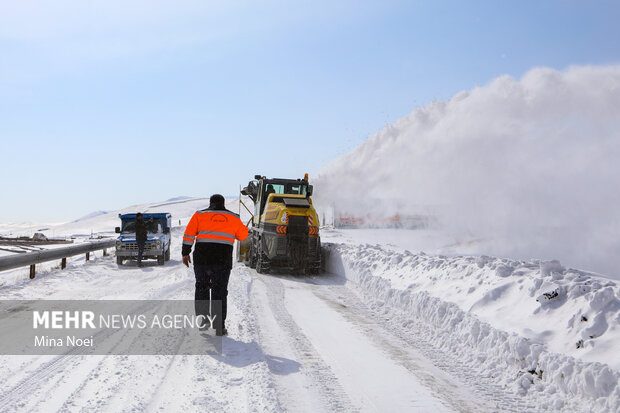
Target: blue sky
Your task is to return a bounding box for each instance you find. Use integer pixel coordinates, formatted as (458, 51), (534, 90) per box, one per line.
(1, 0), (619, 222)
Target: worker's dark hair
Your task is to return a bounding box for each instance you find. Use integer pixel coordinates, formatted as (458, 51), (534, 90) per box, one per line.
(136, 212), (143, 217)
(209, 194), (225, 209)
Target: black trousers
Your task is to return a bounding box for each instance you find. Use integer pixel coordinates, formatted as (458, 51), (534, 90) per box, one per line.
(194, 264), (231, 330)
(137, 240), (145, 265)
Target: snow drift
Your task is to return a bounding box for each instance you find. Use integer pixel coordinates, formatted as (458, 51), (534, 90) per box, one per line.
(325, 243), (620, 412)
(316, 65), (620, 277)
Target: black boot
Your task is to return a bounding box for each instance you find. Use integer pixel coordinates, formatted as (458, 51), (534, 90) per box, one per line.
(198, 322), (210, 331)
(216, 321), (227, 336)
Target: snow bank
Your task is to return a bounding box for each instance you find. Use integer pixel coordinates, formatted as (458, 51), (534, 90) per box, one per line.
(316, 65), (620, 277)
(325, 243), (620, 412)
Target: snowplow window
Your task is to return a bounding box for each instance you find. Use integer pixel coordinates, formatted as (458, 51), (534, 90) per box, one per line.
(262, 183), (307, 197)
(286, 184), (307, 195)
(268, 184), (285, 194)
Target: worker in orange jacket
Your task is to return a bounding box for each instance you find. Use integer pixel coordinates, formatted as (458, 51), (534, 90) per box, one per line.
(182, 194), (248, 336)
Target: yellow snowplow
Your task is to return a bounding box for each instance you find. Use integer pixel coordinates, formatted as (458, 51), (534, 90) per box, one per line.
(237, 174), (321, 274)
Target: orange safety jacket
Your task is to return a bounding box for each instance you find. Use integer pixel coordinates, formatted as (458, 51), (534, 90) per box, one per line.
(182, 208), (248, 267)
(183, 209), (248, 247)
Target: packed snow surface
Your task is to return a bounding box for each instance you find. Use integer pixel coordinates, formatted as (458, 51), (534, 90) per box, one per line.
(315, 64), (620, 278)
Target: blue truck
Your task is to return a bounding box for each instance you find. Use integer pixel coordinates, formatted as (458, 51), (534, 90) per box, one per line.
(114, 213), (172, 266)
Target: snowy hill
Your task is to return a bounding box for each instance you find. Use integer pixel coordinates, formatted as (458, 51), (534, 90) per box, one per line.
(70, 210), (109, 223)
(0, 197), (249, 240)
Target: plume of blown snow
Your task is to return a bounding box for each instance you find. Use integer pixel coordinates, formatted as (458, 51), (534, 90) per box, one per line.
(316, 65), (620, 277)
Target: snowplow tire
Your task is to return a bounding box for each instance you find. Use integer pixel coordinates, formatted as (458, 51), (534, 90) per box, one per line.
(248, 239), (257, 268)
(256, 253), (269, 274)
(308, 266), (320, 275)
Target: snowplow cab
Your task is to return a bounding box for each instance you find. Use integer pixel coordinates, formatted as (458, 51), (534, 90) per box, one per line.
(239, 174), (320, 274)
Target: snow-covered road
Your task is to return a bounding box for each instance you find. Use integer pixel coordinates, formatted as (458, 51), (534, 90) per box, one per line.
(1, 196), (618, 412)
(0, 231), (490, 412)
(249, 270), (487, 412)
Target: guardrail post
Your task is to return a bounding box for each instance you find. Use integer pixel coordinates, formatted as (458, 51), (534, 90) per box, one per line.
(61, 258), (66, 269)
(103, 248), (108, 257)
(29, 265), (35, 279)
(86, 252), (90, 261)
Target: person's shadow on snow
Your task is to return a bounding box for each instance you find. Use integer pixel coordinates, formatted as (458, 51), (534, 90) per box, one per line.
(204, 335), (301, 375)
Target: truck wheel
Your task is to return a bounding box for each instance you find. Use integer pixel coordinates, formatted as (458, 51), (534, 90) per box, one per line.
(116, 256), (123, 265)
(248, 242), (257, 268)
(157, 254), (165, 265)
(307, 265), (320, 275)
(256, 252), (270, 274)
(165, 246), (170, 261)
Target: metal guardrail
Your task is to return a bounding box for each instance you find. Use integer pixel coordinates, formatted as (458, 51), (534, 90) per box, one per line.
(0, 239), (116, 279)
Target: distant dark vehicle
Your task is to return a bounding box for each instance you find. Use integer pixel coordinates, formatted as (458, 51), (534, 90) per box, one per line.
(115, 213), (171, 265)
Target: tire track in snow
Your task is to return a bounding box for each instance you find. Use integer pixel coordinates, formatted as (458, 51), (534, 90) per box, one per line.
(0, 266), (192, 412)
(251, 271), (357, 413)
(141, 267), (276, 413)
(0, 325), (149, 411)
(331, 274), (540, 413)
(53, 276), (198, 412)
(302, 276), (493, 413)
